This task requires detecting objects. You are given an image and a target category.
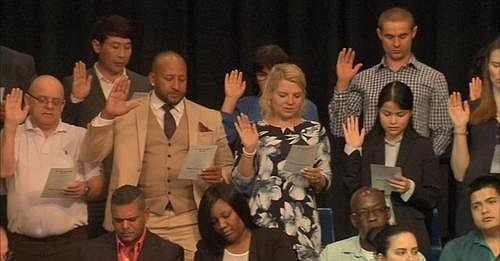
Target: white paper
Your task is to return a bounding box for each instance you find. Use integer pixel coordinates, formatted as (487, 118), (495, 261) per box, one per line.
(178, 145), (218, 180)
(370, 164), (401, 193)
(40, 168), (76, 198)
(490, 145), (500, 174)
(283, 144), (319, 174)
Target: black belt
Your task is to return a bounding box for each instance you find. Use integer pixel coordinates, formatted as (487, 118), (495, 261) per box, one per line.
(11, 225), (87, 242)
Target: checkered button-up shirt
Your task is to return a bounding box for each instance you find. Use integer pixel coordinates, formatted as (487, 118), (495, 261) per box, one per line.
(328, 56), (452, 155)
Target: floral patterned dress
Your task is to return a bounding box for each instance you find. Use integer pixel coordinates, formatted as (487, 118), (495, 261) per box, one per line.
(233, 120), (332, 260)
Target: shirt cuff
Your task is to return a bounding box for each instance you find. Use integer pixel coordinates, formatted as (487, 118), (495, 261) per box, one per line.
(70, 93), (84, 103)
(400, 179), (415, 202)
(344, 144), (361, 155)
(91, 113), (115, 127)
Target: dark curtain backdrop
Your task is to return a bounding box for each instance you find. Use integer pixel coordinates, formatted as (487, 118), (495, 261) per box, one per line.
(1, 1), (498, 125)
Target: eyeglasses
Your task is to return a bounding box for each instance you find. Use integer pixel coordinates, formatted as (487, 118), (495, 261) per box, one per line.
(25, 92), (65, 107)
(1, 250), (13, 261)
(351, 207), (388, 220)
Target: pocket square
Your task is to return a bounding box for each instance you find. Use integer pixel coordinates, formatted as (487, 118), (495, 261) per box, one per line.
(198, 122), (212, 132)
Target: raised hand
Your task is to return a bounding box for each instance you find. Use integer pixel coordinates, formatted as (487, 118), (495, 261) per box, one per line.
(101, 76), (140, 119)
(336, 48), (363, 91)
(342, 116), (365, 148)
(235, 113), (258, 153)
(225, 69), (246, 99)
(71, 61), (93, 100)
(447, 92), (470, 130)
(4, 88), (29, 126)
(468, 76), (482, 101)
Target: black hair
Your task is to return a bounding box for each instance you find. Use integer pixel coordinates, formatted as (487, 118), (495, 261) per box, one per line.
(197, 183), (257, 254)
(467, 175), (500, 202)
(111, 185), (146, 211)
(93, 14), (134, 43)
(369, 80), (414, 136)
(367, 225), (417, 256)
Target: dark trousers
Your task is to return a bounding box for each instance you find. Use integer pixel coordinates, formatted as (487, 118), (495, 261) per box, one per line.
(9, 225), (88, 261)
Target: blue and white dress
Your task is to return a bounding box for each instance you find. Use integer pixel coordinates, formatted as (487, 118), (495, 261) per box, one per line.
(233, 120), (332, 260)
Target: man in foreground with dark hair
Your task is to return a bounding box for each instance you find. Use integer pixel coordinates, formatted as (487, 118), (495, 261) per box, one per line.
(81, 185), (184, 261)
(440, 175), (500, 260)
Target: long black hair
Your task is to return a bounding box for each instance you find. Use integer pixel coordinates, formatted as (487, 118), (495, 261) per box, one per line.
(197, 183), (257, 254)
(367, 225), (418, 256)
(369, 80), (414, 137)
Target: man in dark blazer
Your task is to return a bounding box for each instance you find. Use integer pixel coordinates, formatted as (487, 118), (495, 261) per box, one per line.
(61, 15), (150, 239)
(81, 185), (184, 261)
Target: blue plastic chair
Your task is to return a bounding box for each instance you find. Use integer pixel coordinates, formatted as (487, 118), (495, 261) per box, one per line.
(318, 207), (335, 246)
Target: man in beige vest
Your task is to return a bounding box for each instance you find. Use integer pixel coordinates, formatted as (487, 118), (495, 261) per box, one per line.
(80, 51), (233, 260)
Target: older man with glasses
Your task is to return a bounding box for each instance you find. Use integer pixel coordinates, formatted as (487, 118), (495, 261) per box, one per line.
(0, 75), (104, 261)
(319, 187), (427, 261)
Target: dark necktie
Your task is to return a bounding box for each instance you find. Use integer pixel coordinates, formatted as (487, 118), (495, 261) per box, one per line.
(163, 104), (176, 139)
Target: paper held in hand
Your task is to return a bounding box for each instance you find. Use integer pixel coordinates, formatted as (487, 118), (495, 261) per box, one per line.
(370, 164), (401, 194)
(41, 168), (76, 198)
(490, 144), (500, 174)
(178, 145), (217, 180)
(283, 144), (319, 174)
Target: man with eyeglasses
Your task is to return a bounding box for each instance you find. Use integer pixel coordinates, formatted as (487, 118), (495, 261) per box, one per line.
(0, 76), (104, 260)
(319, 187), (426, 260)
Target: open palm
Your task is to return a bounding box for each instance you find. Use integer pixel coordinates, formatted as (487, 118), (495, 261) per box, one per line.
(102, 76), (139, 119)
(4, 88), (29, 125)
(224, 69), (246, 99)
(447, 92), (469, 129)
(343, 116), (365, 148)
(235, 113), (258, 151)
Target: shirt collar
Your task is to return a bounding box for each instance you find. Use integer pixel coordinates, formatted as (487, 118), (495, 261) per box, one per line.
(377, 55), (419, 71)
(93, 62), (127, 83)
(384, 135), (403, 146)
(24, 116), (67, 134)
(150, 90), (185, 113)
(340, 235), (375, 258)
(115, 228), (147, 257)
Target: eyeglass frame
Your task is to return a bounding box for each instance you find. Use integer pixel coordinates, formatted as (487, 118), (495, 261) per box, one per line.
(25, 92), (65, 107)
(350, 206), (389, 220)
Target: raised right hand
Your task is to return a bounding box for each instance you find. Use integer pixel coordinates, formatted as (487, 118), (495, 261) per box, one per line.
(336, 48), (363, 92)
(71, 61), (92, 100)
(235, 113), (258, 153)
(101, 76), (140, 119)
(4, 88), (29, 126)
(342, 116), (365, 148)
(447, 92), (470, 129)
(468, 76), (482, 101)
(224, 69), (246, 99)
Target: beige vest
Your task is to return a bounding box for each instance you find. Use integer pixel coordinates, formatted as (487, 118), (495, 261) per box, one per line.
(138, 109), (196, 215)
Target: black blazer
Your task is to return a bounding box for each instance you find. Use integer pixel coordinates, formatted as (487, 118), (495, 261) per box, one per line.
(62, 67), (150, 127)
(194, 228), (298, 261)
(0, 45), (36, 91)
(343, 128), (440, 254)
(81, 230), (184, 261)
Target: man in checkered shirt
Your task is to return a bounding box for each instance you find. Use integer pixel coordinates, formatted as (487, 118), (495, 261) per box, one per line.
(328, 7), (452, 156)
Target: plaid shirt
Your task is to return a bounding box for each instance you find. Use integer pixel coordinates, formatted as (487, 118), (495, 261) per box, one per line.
(329, 56), (452, 155)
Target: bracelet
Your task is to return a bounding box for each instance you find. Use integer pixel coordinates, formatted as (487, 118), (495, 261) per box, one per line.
(453, 131), (468, 135)
(242, 147), (257, 158)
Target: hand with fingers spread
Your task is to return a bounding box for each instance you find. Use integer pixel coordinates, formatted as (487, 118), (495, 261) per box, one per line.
(234, 113), (258, 153)
(447, 92), (470, 131)
(3, 88), (29, 128)
(468, 76), (482, 101)
(342, 116), (366, 148)
(336, 48), (363, 92)
(387, 173), (411, 193)
(101, 76), (140, 120)
(71, 61), (93, 100)
(221, 70), (246, 114)
(200, 166), (225, 185)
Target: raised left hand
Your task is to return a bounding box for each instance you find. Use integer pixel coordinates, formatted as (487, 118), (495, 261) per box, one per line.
(64, 180), (88, 199)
